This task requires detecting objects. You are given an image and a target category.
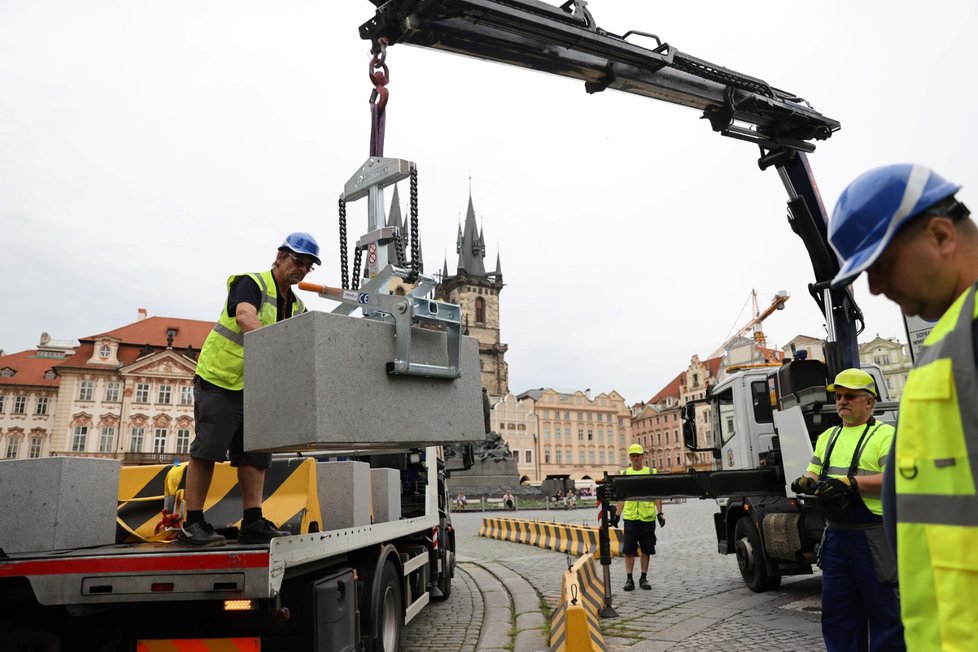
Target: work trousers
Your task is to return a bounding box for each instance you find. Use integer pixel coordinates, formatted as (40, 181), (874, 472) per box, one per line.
(820, 526), (905, 652)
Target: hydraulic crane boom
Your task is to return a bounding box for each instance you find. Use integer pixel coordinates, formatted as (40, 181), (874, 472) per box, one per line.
(359, 0), (862, 373)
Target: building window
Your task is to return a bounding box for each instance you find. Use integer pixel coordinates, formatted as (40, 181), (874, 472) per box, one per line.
(99, 344), (111, 358)
(29, 437), (42, 458)
(158, 385), (172, 405)
(176, 428), (191, 454)
(5, 437), (19, 458)
(578, 450), (585, 464)
(587, 429), (593, 441)
(545, 448), (551, 464)
(543, 429), (550, 440)
(524, 450), (533, 464)
(577, 429), (584, 441)
(71, 426), (88, 452)
(35, 396), (48, 415)
(153, 428), (168, 454)
(13, 396), (27, 414)
(511, 449), (519, 459)
(0, 395), (4, 412)
(474, 297), (486, 323)
(78, 381), (94, 402)
(564, 428), (571, 440)
(556, 449), (562, 464)
(99, 427), (115, 453)
(588, 450), (595, 464)
(105, 382), (121, 403)
(180, 386), (193, 406)
(135, 384), (150, 403)
(130, 427), (144, 453)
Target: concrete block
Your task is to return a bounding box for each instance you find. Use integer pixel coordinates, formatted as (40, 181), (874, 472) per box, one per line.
(243, 310), (485, 452)
(317, 461), (371, 530)
(0, 457), (120, 554)
(370, 468), (401, 524)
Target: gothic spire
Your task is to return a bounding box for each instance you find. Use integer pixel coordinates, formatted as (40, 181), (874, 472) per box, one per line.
(457, 191), (486, 276)
(386, 185), (404, 266)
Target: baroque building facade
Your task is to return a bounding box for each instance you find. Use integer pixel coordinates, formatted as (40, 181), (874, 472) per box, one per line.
(859, 335), (913, 400)
(435, 193), (509, 398)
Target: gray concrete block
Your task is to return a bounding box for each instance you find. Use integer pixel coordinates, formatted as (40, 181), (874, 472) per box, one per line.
(317, 461), (371, 530)
(370, 468), (401, 523)
(0, 457), (120, 554)
(243, 310), (485, 452)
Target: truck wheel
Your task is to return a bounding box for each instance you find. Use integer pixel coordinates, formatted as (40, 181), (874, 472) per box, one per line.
(374, 560), (403, 652)
(434, 547), (454, 601)
(734, 518), (782, 592)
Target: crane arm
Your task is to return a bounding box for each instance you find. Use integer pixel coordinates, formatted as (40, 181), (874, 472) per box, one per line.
(360, 0), (839, 152)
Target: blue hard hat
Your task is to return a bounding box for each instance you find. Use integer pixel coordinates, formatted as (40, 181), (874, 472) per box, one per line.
(280, 232), (322, 265)
(829, 164), (960, 287)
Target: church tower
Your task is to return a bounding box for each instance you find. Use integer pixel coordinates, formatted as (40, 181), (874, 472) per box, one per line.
(436, 192), (509, 398)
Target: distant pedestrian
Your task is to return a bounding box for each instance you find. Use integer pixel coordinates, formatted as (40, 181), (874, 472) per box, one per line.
(502, 490), (515, 510)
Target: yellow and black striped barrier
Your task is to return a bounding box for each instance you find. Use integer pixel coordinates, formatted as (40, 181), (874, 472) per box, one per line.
(550, 553), (607, 652)
(117, 458), (323, 543)
(479, 517), (622, 557)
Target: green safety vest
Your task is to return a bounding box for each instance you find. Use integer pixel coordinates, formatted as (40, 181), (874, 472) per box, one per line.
(195, 270), (305, 390)
(620, 466), (658, 522)
(895, 282), (978, 650)
(807, 421), (894, 515)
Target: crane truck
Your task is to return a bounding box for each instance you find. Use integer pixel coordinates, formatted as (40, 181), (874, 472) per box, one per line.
(354, 0), (895, 594)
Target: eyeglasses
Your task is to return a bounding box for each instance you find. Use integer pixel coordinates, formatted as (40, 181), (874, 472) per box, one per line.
(834, 392), (869, 402)
(287, 252), (317, 270)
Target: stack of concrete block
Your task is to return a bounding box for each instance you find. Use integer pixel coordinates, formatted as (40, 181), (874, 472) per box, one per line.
(0, 457), (120, 554)
(317, 461), (371, 530)
(370, 467), (401, 524)
(243, 310), (485, 452)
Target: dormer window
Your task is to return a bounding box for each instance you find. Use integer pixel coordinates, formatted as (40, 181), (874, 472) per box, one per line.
(0, 368), (14, 378)
(99, 344), (111, 359)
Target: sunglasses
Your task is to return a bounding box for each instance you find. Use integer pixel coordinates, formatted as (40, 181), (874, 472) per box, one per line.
(286, 252), (317, 270)
(834, 392), (870, 401)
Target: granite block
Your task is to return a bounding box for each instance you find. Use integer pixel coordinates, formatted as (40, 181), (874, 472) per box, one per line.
(370, 467), (401, 524)
(317, 461), (371, 530)
(0, 457), (120, 554)
(243, 310), (485, 452)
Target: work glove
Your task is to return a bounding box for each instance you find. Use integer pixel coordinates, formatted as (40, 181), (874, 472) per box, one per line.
(814, 477), (854, 499)
(790, 476), (818, 494)
(608, 506), (620, 528)
(657, 513), (666, 528)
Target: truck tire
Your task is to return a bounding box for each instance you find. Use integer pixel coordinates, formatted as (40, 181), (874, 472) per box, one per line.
(734, 518), (782, 592)
(373, 559), (403, 652)
(432, 521), (455, 601)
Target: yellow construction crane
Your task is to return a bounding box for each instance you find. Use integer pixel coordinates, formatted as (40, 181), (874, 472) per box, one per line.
(711, 289), (790, 359)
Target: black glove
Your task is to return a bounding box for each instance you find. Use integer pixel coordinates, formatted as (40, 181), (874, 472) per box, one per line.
(608, 506), (620, 528)
(657, 513), (666, 528)
(814, 476), (854, 499)
(790, 476), (818, 494)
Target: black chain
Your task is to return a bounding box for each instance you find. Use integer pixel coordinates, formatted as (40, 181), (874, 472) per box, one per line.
(352, 246), (362, 290)
(338, 197), (349, 290)
(672, 52), (773, 98)
(393, 220), (407, 267)
(410, 163), (420, 275)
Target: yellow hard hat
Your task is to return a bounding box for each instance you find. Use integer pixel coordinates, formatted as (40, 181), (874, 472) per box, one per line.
(827, 368), (877, 397)
(627, 443), (645, 456)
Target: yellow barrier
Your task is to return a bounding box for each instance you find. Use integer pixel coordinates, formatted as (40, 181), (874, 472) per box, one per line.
(549, 553), (607, 652)
(117, 458), (323, 542)
(478, 517), (622, 557)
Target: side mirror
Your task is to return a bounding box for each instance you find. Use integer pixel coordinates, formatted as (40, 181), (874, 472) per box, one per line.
(681, 401), (697, 449)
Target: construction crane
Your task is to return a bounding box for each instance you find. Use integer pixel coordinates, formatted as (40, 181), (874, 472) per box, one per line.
(710, 289), (789, 358)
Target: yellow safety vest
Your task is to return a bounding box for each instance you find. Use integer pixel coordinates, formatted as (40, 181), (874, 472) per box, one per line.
(807, 421), (894, 515)
(895, 282), (978, 650)
(620, 466), (658, 522)
(196, 270), (305, 390)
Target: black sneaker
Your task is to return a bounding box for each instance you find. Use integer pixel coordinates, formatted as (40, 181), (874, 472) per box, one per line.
(639, 577), (651, 590)
(177, 521), (227, 547)
(238, 518), (290, 544)
(623, 577), (635, 591)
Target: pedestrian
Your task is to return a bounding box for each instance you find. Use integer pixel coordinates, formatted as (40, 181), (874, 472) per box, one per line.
(503, 490), (515, 510)
(790, 368), (903, 651)
(614, 443), (664, 591)
(829, 164), (978, 650)
(178, 232), (321, 547)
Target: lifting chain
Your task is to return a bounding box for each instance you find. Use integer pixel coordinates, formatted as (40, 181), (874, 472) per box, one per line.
(352, 246), (363, 291)
(338, 197), (349, 290)
(409, 163), (421, 275)
(368, 38), (389, 158)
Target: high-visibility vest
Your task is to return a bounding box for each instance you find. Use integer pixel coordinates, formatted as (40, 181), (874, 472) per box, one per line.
(620, 466), (658, 522)
(895, 282), (978, 650)
(807, 420), (894, 515)
(196, 270), (305, 390)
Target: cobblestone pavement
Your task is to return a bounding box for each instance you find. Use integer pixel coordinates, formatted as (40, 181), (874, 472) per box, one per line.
(405, 499), (825, 651)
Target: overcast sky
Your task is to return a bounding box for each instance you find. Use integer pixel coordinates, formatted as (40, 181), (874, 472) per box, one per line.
(1, 1), (975, 403)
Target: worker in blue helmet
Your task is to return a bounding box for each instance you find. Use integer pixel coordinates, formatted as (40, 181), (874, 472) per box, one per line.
(830, 165), (978, 650)
(179, 232), (320, 548)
